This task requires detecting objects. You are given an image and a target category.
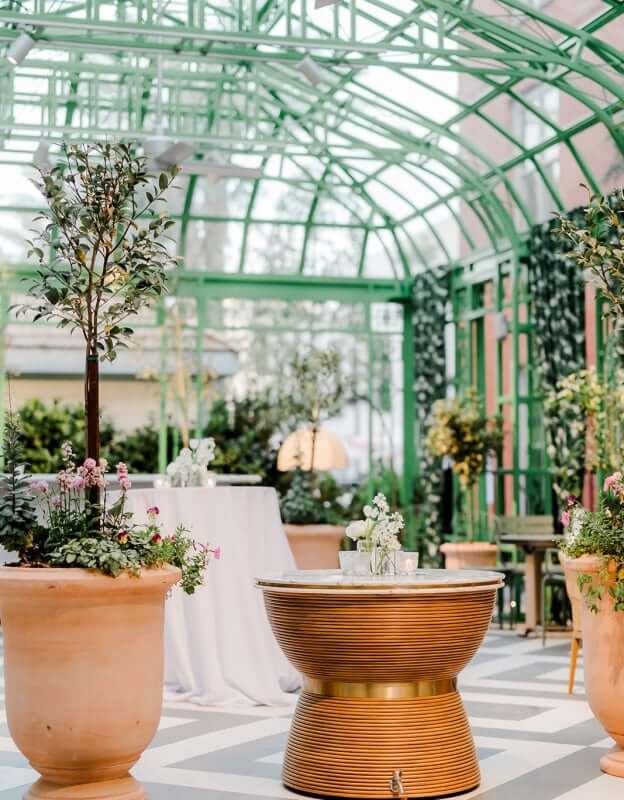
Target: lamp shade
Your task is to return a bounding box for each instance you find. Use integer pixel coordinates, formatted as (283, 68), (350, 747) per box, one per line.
(277, 427), (348, 472)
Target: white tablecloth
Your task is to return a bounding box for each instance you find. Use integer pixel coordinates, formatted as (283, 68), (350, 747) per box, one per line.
(123, 486), (300, 706)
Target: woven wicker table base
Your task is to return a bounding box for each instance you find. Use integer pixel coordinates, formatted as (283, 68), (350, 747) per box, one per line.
(284, 690), (479, 799)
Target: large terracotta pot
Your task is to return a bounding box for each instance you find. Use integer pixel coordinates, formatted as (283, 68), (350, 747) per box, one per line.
(0, 565), (180, 800)
(284, 524), (345, 569)
(560, 552), (583, 637)
(565, 555), (624, 777)
(440, 541), (497, 570)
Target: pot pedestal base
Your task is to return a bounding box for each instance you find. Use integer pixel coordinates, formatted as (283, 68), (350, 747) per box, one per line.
(25, 776), (144, 800)
(600, 746), (624, 778)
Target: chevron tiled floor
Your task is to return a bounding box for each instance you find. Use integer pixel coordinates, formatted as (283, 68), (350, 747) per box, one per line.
(0, 631), (621, 800)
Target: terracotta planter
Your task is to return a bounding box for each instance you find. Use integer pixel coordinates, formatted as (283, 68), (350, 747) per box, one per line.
(565, 555), (624, 777)
(0, 565), (181, 800)
(284, 524), (345, 569)
(440, 541), (497, 570)
(560, 552), (583, 637)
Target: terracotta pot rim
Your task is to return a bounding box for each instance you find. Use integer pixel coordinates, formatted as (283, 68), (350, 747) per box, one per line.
(560, 554), (612, 574)
(440, 542), (496, 553)
(0, 563), (181, 590)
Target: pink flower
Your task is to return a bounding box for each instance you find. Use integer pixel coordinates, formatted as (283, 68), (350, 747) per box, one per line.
(31, 480), (48, 494)
(116, 462), (129, 478)
(151, 533), (162, 544)
(51, 495), (61, 508)
(83, 458), (97, 470)
(146, 506), (160, 517)
(560, 510), (570, 527)
(57, 470), (73, 491)
(604, 472), (623, 492)
(567, 495), (578, 507)
(119, 477), (132, 491)
(118, 530), (128, 544)
(212, 545), (221, 560)
(71, 476), (85, 491)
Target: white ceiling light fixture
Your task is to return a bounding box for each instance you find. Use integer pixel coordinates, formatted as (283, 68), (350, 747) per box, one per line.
(297, 54), (324, 86)
(6, 32), (36, 66)
(151, 141), (263, 180)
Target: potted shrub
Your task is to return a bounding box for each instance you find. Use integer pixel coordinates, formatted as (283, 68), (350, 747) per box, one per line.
(280, 470), (348, 569)
(561, 483), (624, 776)
(555, 189), (624, 774)
(425, 391), (503, 569)
(0, 142), (216, 800)
(277, 348), (348, 568)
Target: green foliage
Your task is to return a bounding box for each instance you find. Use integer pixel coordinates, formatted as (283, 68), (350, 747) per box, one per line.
(108, 421), (164, 474)
(48, 524), (211, 595)
(555, 188), (624, 318)
(0, 417), (212, 593)
(280, 348), (346, 430)
(204, 395), (282, 484)
(0, 414), (38, 557)
(18, 399), (115, 473)
(280, 469), (348, 526)
(425, 391), (503, 489)
(544, 367), (624, 497)
(562, 483), (624, 612)
(19, 142), (180, 363)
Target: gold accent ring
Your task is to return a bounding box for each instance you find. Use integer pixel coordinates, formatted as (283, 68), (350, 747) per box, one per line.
(303, 677), (457, 700)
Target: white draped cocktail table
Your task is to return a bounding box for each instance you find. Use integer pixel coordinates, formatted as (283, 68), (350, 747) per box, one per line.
(257, 569), (503, 799)
(125, 486), (300, 705)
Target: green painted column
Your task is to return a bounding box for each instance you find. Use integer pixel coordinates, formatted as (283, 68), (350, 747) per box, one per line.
(401, 297), (416, 548)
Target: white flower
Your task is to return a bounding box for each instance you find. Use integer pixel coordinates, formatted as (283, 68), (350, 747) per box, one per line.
(189, 438), (199, 450)
(363, 504), (376, 519)
(179, 447), (193, 465)
(373, 493), (389, 513)
(346, 519), (370, 541)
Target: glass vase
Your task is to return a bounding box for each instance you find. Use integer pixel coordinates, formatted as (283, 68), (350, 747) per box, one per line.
(356, 541), (397, 577)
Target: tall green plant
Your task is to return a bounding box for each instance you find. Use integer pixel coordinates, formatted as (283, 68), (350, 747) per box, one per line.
(18, 142), (179, 479)
(281, 347), (346, 465)
(0, 414), (38, 558)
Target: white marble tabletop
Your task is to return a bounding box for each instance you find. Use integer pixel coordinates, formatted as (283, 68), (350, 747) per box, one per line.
(256, 568), (504, 593)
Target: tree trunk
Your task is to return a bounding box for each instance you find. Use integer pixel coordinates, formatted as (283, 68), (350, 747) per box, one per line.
(85, 354), (100, 504)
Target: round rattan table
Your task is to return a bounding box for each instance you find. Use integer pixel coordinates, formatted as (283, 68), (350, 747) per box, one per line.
(256, 569), (503, 800)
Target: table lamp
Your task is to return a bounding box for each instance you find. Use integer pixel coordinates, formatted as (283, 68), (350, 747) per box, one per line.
(277, 427), (348, 471)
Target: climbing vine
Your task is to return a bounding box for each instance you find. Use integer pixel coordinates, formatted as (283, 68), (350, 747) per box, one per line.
(412, 265), (448, 565)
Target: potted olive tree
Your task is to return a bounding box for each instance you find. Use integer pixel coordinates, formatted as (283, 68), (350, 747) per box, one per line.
(0, 143), (216, 800)
(425, 391), (503, 569)
(277, 348), (349, 569)
(556, 189), (624, 776)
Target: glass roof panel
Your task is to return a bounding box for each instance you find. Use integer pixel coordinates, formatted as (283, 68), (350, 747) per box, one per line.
(0, 0), (621, 279)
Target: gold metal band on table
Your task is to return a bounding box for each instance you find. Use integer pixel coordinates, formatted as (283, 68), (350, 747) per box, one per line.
(303, 676), (457, 699)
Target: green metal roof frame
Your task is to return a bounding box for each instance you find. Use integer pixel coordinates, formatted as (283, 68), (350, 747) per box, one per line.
(0, 0), (623, 282)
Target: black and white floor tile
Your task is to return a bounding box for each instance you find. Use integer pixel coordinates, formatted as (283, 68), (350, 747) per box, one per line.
(0, 631), (621, 799)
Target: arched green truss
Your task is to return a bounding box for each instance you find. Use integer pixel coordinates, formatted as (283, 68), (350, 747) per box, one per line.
(0, 0), (621, 274)
(0, 1), (623, 539)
